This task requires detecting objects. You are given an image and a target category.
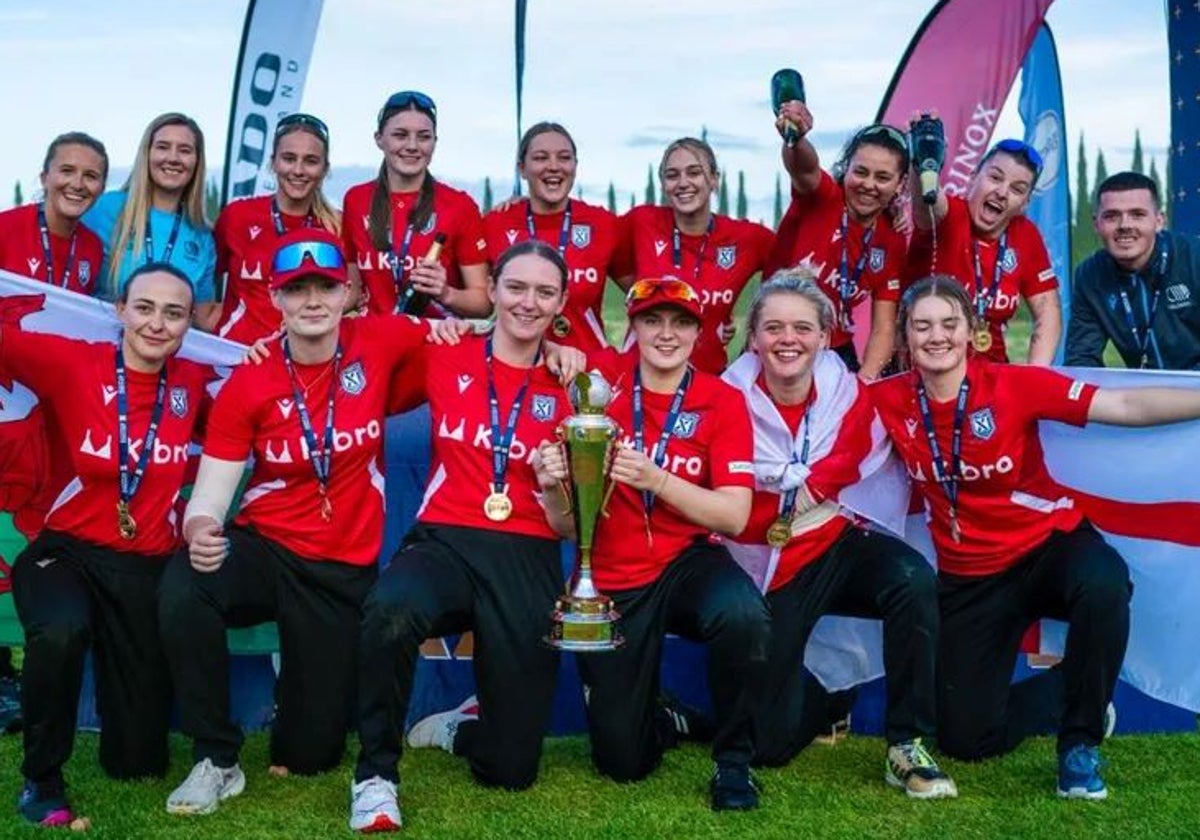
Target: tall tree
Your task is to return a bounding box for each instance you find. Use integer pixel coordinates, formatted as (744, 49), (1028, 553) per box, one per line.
(717, 173), (729, 216)
(773, 173), (784, 228)
(735, 171), (748, 219)
(482, 177), (494, 213)
(1071, 132), (1095, 271)
(1095, 149), (1109, 190)
(1131, 130), (1145, 174)
(1149, 157), (1164, 212)
(644, 164), (656, 206)
(606, 181), (617, 214)
(13, 181), (23, 208)
(629, 192), (636, 211)
(204, 178), (221, 222)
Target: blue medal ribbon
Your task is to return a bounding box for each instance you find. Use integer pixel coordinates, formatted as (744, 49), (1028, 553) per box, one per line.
(485, 336), (542, 495)
(115, 345), (169, 523)
(526, 199), (573, 257)
(281, 336), (342, 520)
(776, 405), (813, 523)
(1116, 236), (1169, 369)
(36, 203), (78, 289)
(671, 217), (714, 283)
(915, 376), (970, 542)
(969, 230), (1009, 325)
(270, 197), (316, 237)
(144, 209), (183, 264)
(836, 210), (874, 329)
(632, 365), (693, 527)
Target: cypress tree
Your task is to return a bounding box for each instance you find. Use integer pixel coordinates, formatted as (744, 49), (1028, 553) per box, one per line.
(482, 177), (494, 213)
(735, 171), (748, 219)
(717, 173), (729, 216)
(607, 181), (617, 214)
(773, 173), (784, 227)
(13, 181), (23, 208)
(644, 164), (656, 206)
(1071, 133), (1094, 270)
(1131, 130), (1145, 174)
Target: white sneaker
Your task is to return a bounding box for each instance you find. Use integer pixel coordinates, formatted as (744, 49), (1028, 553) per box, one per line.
(406, 695), (479, 752)
(349, 776), (402, 833)
(166, 759), (245, 815)
(1103, 701), (1117, 739)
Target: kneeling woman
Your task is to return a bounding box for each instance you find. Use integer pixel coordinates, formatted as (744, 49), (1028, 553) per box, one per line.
(723, 272), (955, 799)
(872, 276), (1200, 800)
(5, 264), (211, 825)
(161, 229), (436, 815)
(539, 278), (770, 811)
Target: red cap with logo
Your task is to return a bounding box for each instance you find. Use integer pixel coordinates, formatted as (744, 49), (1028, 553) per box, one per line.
(269, 228), (348, 291)
(625, 277), (704, 321)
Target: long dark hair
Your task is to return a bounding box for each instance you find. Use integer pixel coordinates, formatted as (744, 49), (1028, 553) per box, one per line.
(369, 103), (438, 252)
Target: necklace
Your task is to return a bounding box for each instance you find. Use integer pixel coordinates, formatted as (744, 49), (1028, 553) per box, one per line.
(295, 360), (335, 397)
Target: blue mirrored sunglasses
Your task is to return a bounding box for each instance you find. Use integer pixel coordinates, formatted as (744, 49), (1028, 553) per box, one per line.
(272, 241), (345, 275)
(991, 138), (1044, 178)
(378, 90), (437, 125)
(275, 113), (329, 143)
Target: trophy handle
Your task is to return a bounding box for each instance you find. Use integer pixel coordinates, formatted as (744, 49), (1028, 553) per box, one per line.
(599, 423), (621, 518)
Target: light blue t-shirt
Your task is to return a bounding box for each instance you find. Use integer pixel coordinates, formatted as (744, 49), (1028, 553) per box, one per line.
(84, 190), (216, 302)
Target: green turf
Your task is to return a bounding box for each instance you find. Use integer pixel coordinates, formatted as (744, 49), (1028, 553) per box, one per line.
(2, 731), (1198, 838)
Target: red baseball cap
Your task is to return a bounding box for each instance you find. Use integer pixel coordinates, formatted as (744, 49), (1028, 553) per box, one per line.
(269, 228), (348, 291)
(625, 277), (703, 321)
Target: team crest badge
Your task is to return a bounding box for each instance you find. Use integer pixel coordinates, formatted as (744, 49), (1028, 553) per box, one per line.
(420, 213), (438, 235)
(969, 407), (995, 441)
(169, 387), (189, 418)
(673, 411), (700, 439)
(531, 394), (557, 422)
(868, 247), (886, 273)
(1000, 247), (1017, 273)
(571, 224), (592, 249)
(340, 361), (366, 395)
(716, 246), (737, 270)
(78, 260), (92, 288)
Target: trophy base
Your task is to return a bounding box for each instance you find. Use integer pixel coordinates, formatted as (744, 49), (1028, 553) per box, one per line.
(545, 595), (623, 652)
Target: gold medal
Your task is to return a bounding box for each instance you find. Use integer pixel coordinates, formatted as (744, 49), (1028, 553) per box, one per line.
(972, 327), (993, 353)
(551, 315), (571, 338)
(320, 494), (333, 523)
(950, 513), (963, 544)
(116, 501), (137, 540)
(766, 517), (793, 548)
(484, 488), (514, 522)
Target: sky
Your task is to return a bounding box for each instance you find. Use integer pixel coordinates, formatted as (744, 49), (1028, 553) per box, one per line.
(0, 0), (1172, 221)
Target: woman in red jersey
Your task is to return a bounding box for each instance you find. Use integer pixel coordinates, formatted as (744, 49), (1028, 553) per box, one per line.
(766, 100), (910, 379)
(722, 270), (954, 799)
(483, 121), (622, 353)
(614, 138), (774, 374)
(533, 278), (769, 812)
(213, 113), (341, 344)
(4, 263), (212, 826)
(342, 90), (490, 318)
(348, 240), (577, 834)
(905, 131), (1061, 365)
(160, 228), (446, 816)
(871, 276), (1200, 800)
(0, 132), (109, 295)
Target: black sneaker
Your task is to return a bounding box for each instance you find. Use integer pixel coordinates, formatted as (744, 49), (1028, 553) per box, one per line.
(18, 779), (72, 827)
(709, 762), (759, 812)
(656, 693), (716, 746)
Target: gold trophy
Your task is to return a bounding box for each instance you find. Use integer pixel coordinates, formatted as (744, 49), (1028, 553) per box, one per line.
(546, 371), (624, 651)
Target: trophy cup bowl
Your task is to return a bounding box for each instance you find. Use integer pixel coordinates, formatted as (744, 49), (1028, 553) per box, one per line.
(546, 372), (624, 651)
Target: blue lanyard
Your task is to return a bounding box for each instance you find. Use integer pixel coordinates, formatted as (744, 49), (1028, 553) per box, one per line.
(36, 203), (78, 288)
(115, 345), (168, 507)
(388, 220), (417, 314)
(632, 365), (693, 522)
(915, 376), (970, 542)
(144, 209), (183, 264)
(270, 197), (315, 237)
(485, 336), (541, 494)
(1116, 240), (1168, 369)
(777, 406), (813, 522)
(526, 200), (572, 257)
(671, 217), (714, 282)
(970, 230), (1008, 322)
(281, 336), (342, 519)
(837, 210), (874, 328)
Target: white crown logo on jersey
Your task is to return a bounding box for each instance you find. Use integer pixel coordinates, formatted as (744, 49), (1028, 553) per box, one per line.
(437, 417), (466, 442)
(241, 261), (263, 281)
(80, 429), (113, 460)
(249, 225), (262, 240)
(0, 379), (36, 422)
(169, 387), (189, 419)
(571, 224), (591, 249)
(340, 362), (366, 395)
(264, 440), (293, 464)
(276, 398), (294, 419)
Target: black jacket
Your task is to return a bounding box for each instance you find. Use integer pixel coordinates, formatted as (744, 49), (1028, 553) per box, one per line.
(1065, 231), (1200, 370)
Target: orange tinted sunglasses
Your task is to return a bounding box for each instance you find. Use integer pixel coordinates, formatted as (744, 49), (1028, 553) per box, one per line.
(625, 278), (700, 305)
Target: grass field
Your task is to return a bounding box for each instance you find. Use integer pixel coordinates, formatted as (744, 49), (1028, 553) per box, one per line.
(1, 731), (1198, 839)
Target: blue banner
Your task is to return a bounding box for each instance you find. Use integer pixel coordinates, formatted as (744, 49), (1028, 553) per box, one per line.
(1018, 23), (1070, 360)
(1169, 2), (1200, 234)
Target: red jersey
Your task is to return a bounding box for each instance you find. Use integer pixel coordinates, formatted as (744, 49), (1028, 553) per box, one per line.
(589, 351), (755, 591)
(870, 359), (1097, 577)
(765, 172), (905, 350)
(213, 196), (330, 344)
(613, 206), (774, 374)
(417, 336), (570, 540)
(203, 315), (429, 565)
(342, 179), (488, 316)
(3, 329), (212, 556)
(737, 375), (881, 591)
(484, 199), (620, 353)
(0, 204), (104, 296)
(904, 196), (1058, 362)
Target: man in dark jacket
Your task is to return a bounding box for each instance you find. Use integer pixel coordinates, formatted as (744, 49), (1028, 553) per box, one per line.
(1065, 171), (1200, 370)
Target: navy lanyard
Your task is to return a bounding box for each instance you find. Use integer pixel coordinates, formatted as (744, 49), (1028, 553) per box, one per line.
(777, 406), (813, 522)
(632, 365), (693, 522)
(389, 221), (418, 314)
(144, 209), (183, 264)
(915, 376), (970, 540)
(36, 203), (78, 288)
(1116, 241), (1168, 369)
(485, 336), (542, 494)
(115, 346), (168, 509)
(281, 336), (342, 512)
(837, 210), (874, 328)
(526, 200), (572, 257)
(970, 231), (1008, 323)
(270, 197), (315, 237)
(672, 216), (714, 283)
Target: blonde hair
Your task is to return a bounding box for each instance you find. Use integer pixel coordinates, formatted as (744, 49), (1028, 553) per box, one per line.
(273, 121), (341, 236)
(110, 113), (209, 285)
(658, 137), (719, 182)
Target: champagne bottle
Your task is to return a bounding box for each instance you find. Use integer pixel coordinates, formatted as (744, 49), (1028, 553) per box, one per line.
(909, 113), (946, 205)
(398, 232), (447, 315)
(770, 69), (806, 148)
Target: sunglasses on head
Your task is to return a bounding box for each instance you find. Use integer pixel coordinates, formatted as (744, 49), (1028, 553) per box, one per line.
(857, 124), (908, 150)
(272, 240), (345, 275)
(378, 90), (437, 126)
(626, 278), (700, 305)
(989, 138), (1044, 179)
(275, 113), (329, 144)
